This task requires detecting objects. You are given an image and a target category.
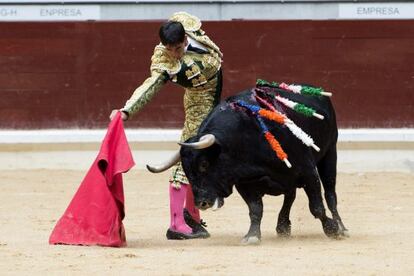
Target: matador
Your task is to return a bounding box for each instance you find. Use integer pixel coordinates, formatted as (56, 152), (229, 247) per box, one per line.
(110, 12), (223, 240)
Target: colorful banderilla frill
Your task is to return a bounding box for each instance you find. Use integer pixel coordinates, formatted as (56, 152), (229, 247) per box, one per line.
(256, 79), (332, 97)
(236, 98), (320, 168)
(255, 87), (323, 119)
(232, 79), (332, 168)
(273, 93), (324, 120)
(235, 100), (291, 168)
(255, 79), (333, 120)
(254, 93), (321, 152)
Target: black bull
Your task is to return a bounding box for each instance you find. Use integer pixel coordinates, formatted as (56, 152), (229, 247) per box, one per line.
(150, 87), (348, 244)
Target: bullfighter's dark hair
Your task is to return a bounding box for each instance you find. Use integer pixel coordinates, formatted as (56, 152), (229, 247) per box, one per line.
(159, 21), (185, 46)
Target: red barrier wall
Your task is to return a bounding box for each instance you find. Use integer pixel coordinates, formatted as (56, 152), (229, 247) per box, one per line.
(0, 20), (413, 129)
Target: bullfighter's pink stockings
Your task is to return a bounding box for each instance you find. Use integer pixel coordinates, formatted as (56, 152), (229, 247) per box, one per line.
(169, 183), (192, 234)
(185, 184), (201, 223)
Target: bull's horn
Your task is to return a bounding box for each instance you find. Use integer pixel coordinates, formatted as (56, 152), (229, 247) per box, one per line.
(212, 198), (220, 211)
(146, 150), (180, 173)
(212, 197), (224, 211)
(178, 134), (216, 149)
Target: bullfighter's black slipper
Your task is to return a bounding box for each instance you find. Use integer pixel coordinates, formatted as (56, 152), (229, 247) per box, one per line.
(166, 229), (208, 240)
(183, 208), (210, 238)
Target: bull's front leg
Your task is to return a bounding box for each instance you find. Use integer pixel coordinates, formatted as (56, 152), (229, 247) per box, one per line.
(303, 173), (340, 238)
(276, 189), (296, 237)
(236, 185), (263, 245)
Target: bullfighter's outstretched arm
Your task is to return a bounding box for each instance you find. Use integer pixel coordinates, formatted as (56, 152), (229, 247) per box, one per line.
(121, 70), (169, 117)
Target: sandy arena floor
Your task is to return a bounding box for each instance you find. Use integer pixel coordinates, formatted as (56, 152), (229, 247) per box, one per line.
(0, 169), (413, 275)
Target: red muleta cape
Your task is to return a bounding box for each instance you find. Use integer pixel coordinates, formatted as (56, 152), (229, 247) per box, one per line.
(49, 112), (135, 247)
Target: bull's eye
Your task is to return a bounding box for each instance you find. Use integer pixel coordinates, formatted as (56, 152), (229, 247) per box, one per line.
(198, 159), (209, 173)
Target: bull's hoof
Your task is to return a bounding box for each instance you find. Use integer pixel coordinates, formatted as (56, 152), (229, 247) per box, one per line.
(241, 236), (261, 245)
(276, 221), (291, 237)
(322, 218), (340, 238)
(166, 229), (208, 240)
(342, 230), (350, 237)
(336, 220), (350, 238)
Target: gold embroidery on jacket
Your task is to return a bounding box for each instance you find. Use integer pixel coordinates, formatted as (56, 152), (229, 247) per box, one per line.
(191, 75), (207, 87)
(122, 71), (168, 116)
(150, 45), (181, 75)
(185, 66), (200, 80)
(169, 74), (219, 185)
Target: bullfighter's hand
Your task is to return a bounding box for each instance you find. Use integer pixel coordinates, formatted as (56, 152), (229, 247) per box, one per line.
(109, 109), (128, 121)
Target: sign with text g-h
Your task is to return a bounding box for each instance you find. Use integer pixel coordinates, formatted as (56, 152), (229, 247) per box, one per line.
(0, 5), (100, 21)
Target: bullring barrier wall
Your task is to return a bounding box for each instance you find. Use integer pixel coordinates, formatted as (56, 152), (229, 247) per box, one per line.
(0, 19), (413, 129)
